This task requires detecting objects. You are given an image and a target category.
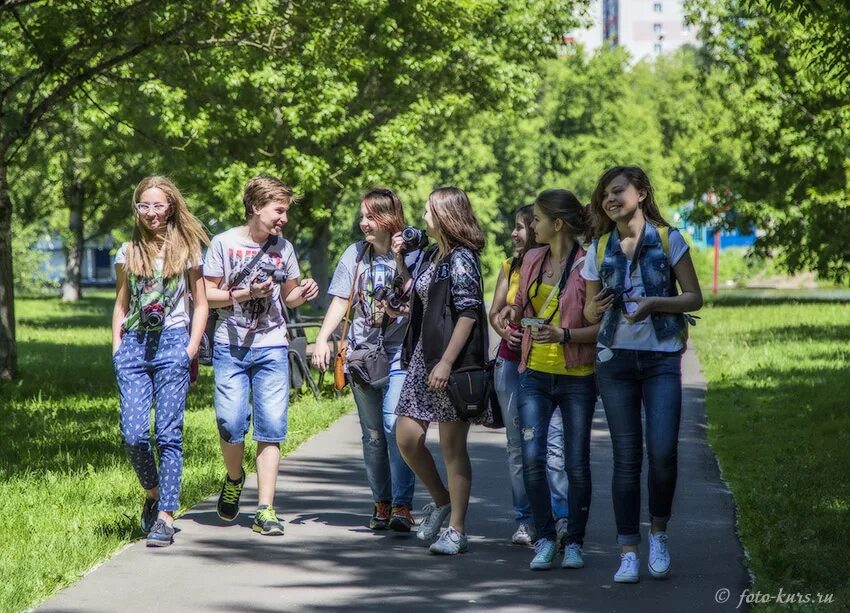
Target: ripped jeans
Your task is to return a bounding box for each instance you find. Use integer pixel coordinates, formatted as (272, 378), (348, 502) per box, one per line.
(493, 357), (568, 527)
(518, 368), (596, 545)
(350, 367), (415, 507)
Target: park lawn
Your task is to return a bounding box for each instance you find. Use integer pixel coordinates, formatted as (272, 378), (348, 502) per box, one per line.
(692, 299), (850, 609)
(0, 292), (352, 613)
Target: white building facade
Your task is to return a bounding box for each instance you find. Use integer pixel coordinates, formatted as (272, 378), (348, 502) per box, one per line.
(565, 0), (699, 60)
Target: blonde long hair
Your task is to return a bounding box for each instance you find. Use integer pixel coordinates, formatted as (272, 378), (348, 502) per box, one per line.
(428, 187), (485, 258)
(123, 176), (208, 278)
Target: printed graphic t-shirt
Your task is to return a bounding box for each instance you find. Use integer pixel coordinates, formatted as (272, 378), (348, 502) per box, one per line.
(114, 244), (191, 332)
(327, 242), (421, 364)
(204, 228), (301, 348)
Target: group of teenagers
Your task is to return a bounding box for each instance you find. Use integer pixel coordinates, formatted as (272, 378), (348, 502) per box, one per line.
(112, 164), (703, 586)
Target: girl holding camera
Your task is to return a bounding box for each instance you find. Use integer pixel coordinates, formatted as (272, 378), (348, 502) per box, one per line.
(393, 186), (488, 556)
(312, 188), (420, 532)
(489, 204), (570, 547)
(498, 189), (599, 571)
(112, 176), (209, 547)
(582, 166), (702, 583)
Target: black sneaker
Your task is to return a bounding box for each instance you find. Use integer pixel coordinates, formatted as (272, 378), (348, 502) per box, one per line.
(252, 506), (285, 536)
(141, 497), (159, 534)
(217, 469), (245, 522)
(369, 501), (391, 530)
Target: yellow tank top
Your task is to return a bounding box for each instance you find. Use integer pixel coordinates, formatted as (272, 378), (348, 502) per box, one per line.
(501, 258), (520, 305)
(526, 280), (595, 376)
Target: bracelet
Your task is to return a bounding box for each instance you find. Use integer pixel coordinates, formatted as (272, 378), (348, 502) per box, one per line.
(560, 328), (571, 345)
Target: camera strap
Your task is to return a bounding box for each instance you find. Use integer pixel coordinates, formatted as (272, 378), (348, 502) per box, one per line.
(228, 235), (278, 290)
(532, 244), (579, 325)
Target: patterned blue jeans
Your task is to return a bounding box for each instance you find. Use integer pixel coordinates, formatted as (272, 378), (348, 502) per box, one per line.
(114, 328), (190, 512)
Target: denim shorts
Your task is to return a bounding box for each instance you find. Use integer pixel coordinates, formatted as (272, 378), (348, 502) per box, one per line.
(213, 343), (289, 443)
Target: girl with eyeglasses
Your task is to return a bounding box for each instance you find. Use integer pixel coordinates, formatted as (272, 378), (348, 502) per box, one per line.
(112, 176), (209, 547)
(582, 166), (703, 583)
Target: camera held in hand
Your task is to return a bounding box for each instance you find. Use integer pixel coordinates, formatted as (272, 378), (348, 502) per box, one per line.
(401, 226), (429, 253)
(372, 277), (409, 311)
(139, 302), (166, 329)
(255, 262), (288, 284)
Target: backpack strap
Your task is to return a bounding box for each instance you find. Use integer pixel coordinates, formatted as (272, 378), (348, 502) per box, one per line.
(596, 232), (611, 271)
(659, 225), (670, 256)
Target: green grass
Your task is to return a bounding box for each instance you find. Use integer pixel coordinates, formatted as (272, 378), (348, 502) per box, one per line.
(0, 291), (353, 613)
(692, 298), (850, 610)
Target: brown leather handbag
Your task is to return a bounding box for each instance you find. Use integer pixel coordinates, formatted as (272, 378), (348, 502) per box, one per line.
(333, 248), (365, 391)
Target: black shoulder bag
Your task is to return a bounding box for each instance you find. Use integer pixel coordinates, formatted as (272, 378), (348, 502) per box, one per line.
(198, 236), (277, 365)
(443, 253), (501, 422)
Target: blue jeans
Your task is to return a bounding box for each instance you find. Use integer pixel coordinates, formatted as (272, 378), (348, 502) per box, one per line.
(350, 367), (416, 507)
(517, 368), (596, 545)
(114, 328), (190, 512)
(494, 357), (569, 526)
(213, 343), (290, 443)
(596, 349), (682, 545)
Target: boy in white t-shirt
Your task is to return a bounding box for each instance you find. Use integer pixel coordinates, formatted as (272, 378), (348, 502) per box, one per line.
(204, 175), (319, 535)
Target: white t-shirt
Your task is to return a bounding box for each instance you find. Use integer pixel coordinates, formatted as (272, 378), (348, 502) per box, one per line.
(581, 229), (689, 352)
(203, 228), (301, 348)
(114, 244), (192, 331)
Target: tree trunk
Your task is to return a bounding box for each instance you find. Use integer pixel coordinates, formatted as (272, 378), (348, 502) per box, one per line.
(62, 181), (84, 302)
(0, 157), (18, 381)
(312, 223), (331, 310)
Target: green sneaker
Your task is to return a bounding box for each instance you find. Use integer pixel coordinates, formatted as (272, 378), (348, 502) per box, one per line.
(217, 469), (245, 522)
(252, 505), (285, 536)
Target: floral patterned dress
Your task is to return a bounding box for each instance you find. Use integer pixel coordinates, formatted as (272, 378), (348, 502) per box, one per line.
(395, 248), (492, 424)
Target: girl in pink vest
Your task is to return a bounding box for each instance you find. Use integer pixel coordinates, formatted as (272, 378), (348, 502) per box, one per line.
(498, 189), (599, 571)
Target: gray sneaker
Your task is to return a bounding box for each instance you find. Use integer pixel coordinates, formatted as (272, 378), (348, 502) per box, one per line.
(555, 517), (569, 550)
(511, 522), (536, 546)
(429, 526), (468, 555)
(146, 519), (174, 547)
(416, 502), (451, 542)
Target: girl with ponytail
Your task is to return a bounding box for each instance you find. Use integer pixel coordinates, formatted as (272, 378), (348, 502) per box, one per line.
(498, 189), (600, 571)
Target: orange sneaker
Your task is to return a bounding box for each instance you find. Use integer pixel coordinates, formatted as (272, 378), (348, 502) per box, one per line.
(389, 504), (416, 532)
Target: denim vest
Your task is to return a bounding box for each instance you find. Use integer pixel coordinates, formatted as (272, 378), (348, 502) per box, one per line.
(597, 223), (685, 348)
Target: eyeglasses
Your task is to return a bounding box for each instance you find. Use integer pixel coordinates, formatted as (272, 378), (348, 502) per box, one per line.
(135, 202), (169, 214)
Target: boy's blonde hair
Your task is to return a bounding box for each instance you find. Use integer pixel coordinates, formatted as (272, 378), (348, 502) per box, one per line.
(243, 175), (296, 219)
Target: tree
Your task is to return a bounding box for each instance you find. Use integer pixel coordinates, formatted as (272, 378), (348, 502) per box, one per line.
(686, 0), (850, 280)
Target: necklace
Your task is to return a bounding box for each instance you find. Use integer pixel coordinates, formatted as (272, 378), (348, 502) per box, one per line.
(543, 252), (567, 279)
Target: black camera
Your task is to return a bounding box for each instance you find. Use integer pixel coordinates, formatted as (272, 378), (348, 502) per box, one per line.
(401, 226), (428, 252)
(372, 277), (409, 311)
(140, 302), (165, 329)
(255, 262), (287, 284)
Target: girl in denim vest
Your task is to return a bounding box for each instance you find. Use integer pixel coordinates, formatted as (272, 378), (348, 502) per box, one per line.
(112, 176), (209, 547)
(582, 166), (703, 583)
(489, 204), (570, 547)
(498, 189), (600, 571)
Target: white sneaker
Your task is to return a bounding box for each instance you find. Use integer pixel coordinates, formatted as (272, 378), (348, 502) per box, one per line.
(429, 526), (468, 555)
(562, 543), (584, 569)
(511, 523), (536, 546)
(555, 517), (569, 550)
(416, 502), (451, 541)
(648, 531), (671, 579)
(614, 552), (640, 583)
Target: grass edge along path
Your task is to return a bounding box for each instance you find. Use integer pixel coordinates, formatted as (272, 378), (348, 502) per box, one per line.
(0, 293), (352, 613)
(692, 299), (850, 611)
